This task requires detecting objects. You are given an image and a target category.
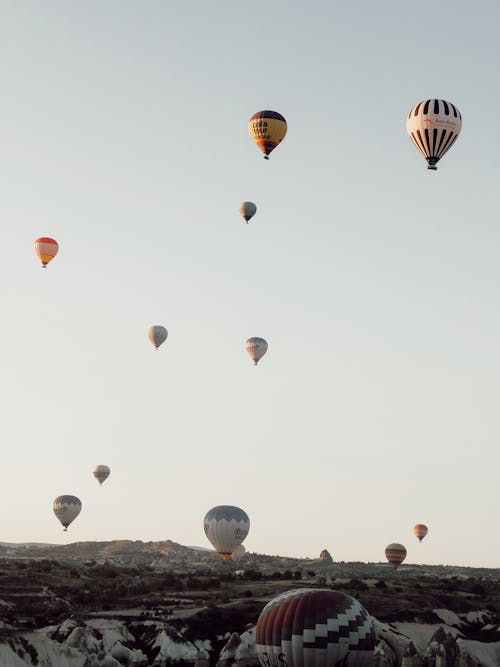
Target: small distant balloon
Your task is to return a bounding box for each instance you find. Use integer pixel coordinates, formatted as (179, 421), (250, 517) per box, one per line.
(231, 544), (246, 562)
(406, 99), (462, 170)
(240, 201), (257, 223)
(34, 237), (59, 268)
(53, 495), (81, 531)
(93, 465), (110, 486)
(203, 505), (250, 561)
(413, 524), (428, 542)
(148, 325), (168, 350)
(245, 337), (268, 366)
(249, 110), (287, 159)
(385, 543), (407, 570)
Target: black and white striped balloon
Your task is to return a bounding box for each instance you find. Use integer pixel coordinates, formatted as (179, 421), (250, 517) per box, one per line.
(406, 99), (462, 170)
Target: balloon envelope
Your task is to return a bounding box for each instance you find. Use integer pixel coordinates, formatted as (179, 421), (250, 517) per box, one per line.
(93, 465), (110, 485)
(413, 524), (428, 542)
(256, 588), (375, 667)
(245, 337), (268, 365)
(385, 543), (407, 570)
(34, 237), (58, 267)
(249, 111), (287, 159)
(147, 325), (168, 350)
(53, 495), (81, 531)
(240, 201), (257, 223)
(231, 544), (246, 562)
(406, 99), (461, 170)
(203, 505), (250, 560)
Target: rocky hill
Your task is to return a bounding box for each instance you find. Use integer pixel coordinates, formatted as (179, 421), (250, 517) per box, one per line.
(1, 539), (499, 580)
(0, 541), (499, 665)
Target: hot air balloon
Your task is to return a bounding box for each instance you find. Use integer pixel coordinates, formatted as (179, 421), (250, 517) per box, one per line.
(203, 505), (249, 561)
(413, 524), (428, 542)
(245, 337), (268, 366)
(147, 325), (168, 350)
(385, 543), (407, 570)
(93, 465), (110, 486)
(240, 201), (257, 223)
(231, 544), (246, 562)
(256, 588), (376, 667)
(34, 237), (59, 268)
(53, 495), (81, 531)
(249, 111), (287, 159)
(406, 99), (462, 170)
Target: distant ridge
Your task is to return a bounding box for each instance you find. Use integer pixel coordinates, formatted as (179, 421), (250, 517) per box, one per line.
(0, 539), (498, 577)
(0, 542), (57, 548)
(187, 545), (213, 552)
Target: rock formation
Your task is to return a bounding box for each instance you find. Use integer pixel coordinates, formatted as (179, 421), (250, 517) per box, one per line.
(319, 549), (333, 563)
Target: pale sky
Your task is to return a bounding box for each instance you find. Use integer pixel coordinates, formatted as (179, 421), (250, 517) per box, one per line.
(1, 1), (499, 567)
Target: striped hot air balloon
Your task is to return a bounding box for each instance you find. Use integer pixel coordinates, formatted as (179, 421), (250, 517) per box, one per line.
(34, 237), (59, 268)
(256, 588), (376, 667)
(53, 495), (81, 531)
(406, 99), (462, 170)
(413, 524), (428, 542)
(203, 505), (249, 560)
(245, 337), (268, 366)
(249, 111), (287, 159)
(385, 543), (407, 570)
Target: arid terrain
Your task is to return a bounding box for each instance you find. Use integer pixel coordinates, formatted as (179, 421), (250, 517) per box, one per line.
(0, 540), (499, 665)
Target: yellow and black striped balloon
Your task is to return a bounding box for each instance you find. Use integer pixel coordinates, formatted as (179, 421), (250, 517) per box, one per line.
(249, 110), (287, 159)
(385, 543), (407, 570)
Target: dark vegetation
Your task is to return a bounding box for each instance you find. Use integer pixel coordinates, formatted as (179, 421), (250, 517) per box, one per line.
(0, 558), (499, 635)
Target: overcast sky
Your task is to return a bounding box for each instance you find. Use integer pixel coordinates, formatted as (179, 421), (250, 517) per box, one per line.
(1, 0), (499, 567)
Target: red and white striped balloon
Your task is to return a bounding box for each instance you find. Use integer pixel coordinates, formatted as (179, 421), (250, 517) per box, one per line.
(256, 588), (375, 667)
(34, 237), (59, 268)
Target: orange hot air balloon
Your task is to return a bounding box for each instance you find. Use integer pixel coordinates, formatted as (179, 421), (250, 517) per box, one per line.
(34, 237), (59, 268)
(413, 524), (428, 542)
(385, 543), (407, 570)
(249, 110), (287, 159)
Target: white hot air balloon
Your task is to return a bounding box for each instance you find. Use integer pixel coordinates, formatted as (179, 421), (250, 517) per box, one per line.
(245, 337), (268, 366)
(93, 465), (110, 486)
(53, 495), (81, 531)
(203, 505), (250, 560)
(148, 325), (168, 350)
(406, 99), (462, 170)
(231, 544), (246, 562)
